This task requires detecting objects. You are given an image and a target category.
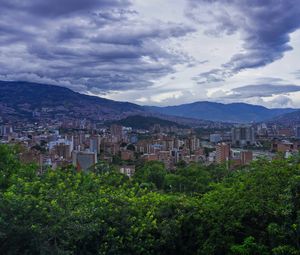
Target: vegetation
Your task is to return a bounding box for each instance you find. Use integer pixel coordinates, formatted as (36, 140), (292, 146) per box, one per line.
(110, 115), (186, 130)
(1, 144), (300, 254)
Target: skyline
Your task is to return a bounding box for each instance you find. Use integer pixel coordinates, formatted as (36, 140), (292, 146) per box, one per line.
(1, 0), (300, 108)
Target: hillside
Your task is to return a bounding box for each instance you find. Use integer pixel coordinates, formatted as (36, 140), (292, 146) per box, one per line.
(269, 110), (300, 126)
(146, 101), (297, 123)
(110, 115), (187, 130)
(0, 81), (144, 121)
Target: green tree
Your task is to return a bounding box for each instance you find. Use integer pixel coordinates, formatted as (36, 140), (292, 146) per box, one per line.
(134, 161), (167, 189)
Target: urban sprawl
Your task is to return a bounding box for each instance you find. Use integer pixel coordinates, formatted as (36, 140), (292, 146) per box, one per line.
(1, 117), (299, 177)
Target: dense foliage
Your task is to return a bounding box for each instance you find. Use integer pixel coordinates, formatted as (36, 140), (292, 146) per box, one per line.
(1, 144), (300, 254)
(109, 115), (186, 130)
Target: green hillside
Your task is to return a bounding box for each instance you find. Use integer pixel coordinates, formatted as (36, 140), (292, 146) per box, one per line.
(111, 115), (187, 129)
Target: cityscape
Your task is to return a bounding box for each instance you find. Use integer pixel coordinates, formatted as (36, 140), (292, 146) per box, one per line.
(2, 113), (300, 174)
(2, 0), (300, 254)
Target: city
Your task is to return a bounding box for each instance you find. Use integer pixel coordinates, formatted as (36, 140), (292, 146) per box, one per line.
(2, 117), (300, 175)
(2, 0), (300, 254)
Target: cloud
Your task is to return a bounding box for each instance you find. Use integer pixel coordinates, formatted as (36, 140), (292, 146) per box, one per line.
(254, 77), (286, 84)
(0, 0), (131, 18)
(269, 95), (294, 108)
(195, 69), (227, 84)
(223, 84), (300, 99)
(0, 0), (195, 94)
(188, 0), (300, 83)
(292, 70), (300, 80)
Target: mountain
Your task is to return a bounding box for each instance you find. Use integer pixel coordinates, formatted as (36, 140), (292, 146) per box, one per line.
(269, 110), (300, 126)
(109, 115), (187, 130)
(146, 101), (297, 123)
(0, 80), (297, 124)
(0, 81), (144, 122)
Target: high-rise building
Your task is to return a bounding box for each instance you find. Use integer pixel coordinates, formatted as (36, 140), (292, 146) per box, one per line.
(216, 143), (230, 164)
(54, 143), (71, 160)
(232, 125), (255, 147)
(89, 135), (101, 154)
(110, 124), (123, 140)
(188, 135), (200, 152)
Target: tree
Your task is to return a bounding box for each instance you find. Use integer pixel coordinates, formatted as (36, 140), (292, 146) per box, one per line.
(2, 144), (300, 254)
(134, 161), (167, 189)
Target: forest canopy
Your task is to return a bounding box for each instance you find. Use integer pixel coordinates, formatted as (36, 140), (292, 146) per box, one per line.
(1, 144), (300, 254)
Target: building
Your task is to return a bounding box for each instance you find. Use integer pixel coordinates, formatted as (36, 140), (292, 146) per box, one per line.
(272, 140), (294, 153)
(110, 124), (123, 140)
(72, 151), (97, 171)
(49, 138), (73, 152)
(158, 150), (172, 168)
(121, 150), (135, 161)
(230, 149), (253, 167)
(0, 125), (13, 137)
(232, 125), (255, 147)
(277, 128), (294, 137)
(216, 143), (230, 163)
(188, 135), (200, 151)
(89, 135), (101, 154)
(142, 153), (159, 161)
(54, 143), (71, 160)
(208, 151), (216, 163)
(240, 150), (253, 165)
(257, 123), (268, 137)
(119, 165), (135, 178)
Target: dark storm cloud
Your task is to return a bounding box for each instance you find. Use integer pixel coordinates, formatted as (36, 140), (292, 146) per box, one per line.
(0, 0), (130, 17)
(189, 0), (300, 83)
(91, 24), (194, 45)
(225, 84), (300, 99)
(0, 0), (195, 93)
(195, 69), (226, 84)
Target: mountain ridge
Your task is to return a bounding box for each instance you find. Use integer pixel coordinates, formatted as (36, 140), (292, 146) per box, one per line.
(0, 80), (298, 123)
(267, 110), (300, 126)
(145, 101), (297, 123)
(0, 80), (144, 122)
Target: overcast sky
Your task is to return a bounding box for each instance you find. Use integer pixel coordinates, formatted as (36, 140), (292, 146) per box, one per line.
(1, 0), (300, 108)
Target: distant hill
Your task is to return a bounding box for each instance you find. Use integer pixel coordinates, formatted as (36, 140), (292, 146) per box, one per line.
(146, 101), (297, 123)
(0, 81), (143, 121)
(110, 115), (187, 130)
(268, 110), (300, 126)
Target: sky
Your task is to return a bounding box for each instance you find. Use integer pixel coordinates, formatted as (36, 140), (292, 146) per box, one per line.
(1, 0), (300, 108)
